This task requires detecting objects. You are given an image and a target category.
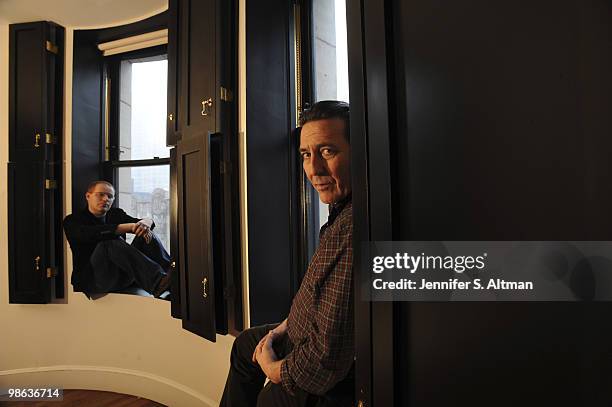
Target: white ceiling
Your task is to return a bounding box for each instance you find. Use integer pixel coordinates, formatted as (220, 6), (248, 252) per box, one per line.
(0, 0), (168, 29)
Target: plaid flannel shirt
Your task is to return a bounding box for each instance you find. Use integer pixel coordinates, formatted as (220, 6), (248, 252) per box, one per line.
(281, 198), (354, 396)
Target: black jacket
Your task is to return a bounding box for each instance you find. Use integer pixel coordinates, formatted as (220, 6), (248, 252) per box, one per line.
(63, 207), (151, 292)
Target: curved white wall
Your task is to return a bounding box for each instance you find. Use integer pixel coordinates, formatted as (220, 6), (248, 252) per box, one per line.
(0, 16), (238, 406)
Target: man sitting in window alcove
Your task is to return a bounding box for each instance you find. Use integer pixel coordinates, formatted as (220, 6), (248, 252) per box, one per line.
(221, 101), (354, 406)
(63, 180), (172, 298)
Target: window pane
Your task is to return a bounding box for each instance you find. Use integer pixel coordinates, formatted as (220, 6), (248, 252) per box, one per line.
(313, 0), (349, 103)
(119, 57), (170, 160)
(117, 165), (170, 251)
(312, 0), (349, 230)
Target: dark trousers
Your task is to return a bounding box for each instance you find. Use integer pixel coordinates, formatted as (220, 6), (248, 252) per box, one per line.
(220, 325), (354, 407)
(89, 234), (170, 294)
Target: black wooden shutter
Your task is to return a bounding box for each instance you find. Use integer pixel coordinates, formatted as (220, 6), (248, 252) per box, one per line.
(8, 21), (64, 303)
(169, 0), (239, 340)
(177, 134), (217, 341)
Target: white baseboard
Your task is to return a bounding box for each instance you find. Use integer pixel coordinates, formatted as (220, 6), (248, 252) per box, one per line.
(0, 365), (218, 407)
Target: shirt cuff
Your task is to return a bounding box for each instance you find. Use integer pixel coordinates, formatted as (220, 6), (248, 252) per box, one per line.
(280, 358), (297, 396)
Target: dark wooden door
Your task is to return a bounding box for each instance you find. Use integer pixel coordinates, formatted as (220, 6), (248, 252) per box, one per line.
(8, 21), (64, 303)
(178, 0), (217, 139)
(169, 147), (181, 318)
(167, 0), (181, 146)
(177, 134), (217, 341)
(348, 0), (612, 405)
(168, 0), (240, 339)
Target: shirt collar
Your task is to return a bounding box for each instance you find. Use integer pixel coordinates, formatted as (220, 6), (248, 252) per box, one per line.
(82, 206), (106, 223)
(327, 194), (352, 226)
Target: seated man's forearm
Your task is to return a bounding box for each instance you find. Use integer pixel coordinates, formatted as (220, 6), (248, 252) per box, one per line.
(115, 223), (135, 235)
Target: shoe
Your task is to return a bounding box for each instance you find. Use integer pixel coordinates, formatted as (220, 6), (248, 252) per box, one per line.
(154, 271), (172, 298)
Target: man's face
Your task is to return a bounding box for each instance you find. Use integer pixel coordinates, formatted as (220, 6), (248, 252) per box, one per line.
(86, 183), (115, 217)
(300, 118), (351, 204)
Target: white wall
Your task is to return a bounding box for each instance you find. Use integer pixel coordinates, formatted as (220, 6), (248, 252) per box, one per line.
(0, 9), (245, 405)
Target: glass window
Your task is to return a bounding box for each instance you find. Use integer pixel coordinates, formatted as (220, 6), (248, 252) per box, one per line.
(117, 166), (170, 250)
(107, 51), (171, 254)
(312, 0), (349, 230)
(119, 57), (170, 160)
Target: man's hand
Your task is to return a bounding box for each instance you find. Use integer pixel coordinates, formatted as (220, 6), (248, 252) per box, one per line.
(255, 332), (283, 384)
(134, 219), (154, 243)
(252, 319), (288, 363)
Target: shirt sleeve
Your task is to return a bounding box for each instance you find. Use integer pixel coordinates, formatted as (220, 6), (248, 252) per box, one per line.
(118, 209), (156, 230)
(62, 214), (119, 244)
(280, 220), (354, 396)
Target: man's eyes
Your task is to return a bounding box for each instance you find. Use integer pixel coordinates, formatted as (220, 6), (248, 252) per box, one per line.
(300, 149), (336, 159)
(96, 193), (114, 199)
(321, 148), (335, 157)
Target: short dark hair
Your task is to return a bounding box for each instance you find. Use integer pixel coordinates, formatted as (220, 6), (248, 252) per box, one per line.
(87, 180), (114, 193)
(300, 100), (350, 142)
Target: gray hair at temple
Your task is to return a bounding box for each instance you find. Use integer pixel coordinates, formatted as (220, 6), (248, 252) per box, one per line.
(300, 100), (350, 142)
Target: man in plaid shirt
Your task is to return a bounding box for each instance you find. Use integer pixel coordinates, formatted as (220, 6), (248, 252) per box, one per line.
(220, 101), (354, 406)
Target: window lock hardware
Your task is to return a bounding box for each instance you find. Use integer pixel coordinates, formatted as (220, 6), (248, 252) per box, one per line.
(220, 87), (233, 102)
(46, 267), (58, 278)
(168, 113), (174, 121)
(201, 98), (213, 116)
(202, 277), (208, 298)
(34, 133), (41, 148)
(45, 40), (59, 54)
(45, 133), (55, 144)
(170, 261), (176, 269)
(45, 179), (57, 190)
(34, 256), (41, 271)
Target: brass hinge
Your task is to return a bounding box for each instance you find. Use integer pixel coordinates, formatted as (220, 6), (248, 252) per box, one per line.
(45, 133), (55, 144)
(45, 179), (57, 189)
(46, 267), (58, 278)
(45, 41), (58, 54)
(220, 87), (233, 102)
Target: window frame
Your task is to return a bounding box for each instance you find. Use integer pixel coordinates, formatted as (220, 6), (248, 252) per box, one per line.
(102, 45), (171, 228)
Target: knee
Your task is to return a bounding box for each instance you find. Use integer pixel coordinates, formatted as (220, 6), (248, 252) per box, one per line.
(231, 329), (251, 357)
(91, 240), (112, 260)
(230, 327), (261, 364)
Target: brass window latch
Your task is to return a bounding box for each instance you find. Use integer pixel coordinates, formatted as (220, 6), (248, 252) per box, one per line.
(34, 256), (41, 271)
(201, 98), (213, 116)
(202, 277), (208, 298)
(34, 133), (41, 148)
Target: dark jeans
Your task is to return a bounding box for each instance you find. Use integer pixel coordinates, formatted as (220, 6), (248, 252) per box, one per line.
(89, 234), (170, 295)
(220, 324), (354, 407)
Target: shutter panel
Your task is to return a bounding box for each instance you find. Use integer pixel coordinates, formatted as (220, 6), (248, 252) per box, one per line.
(170, 0), (239, 340)
(177, 134), (217, 341)
(8, 21), (65, 303)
